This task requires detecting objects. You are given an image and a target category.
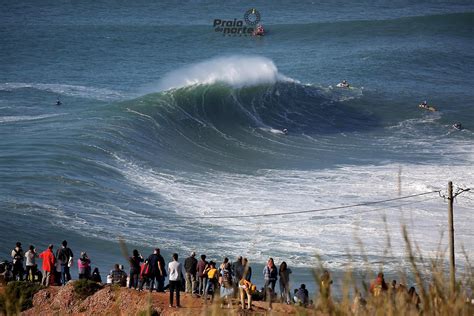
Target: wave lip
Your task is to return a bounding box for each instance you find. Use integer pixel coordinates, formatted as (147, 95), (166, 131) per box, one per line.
(156, 55), (294, 91)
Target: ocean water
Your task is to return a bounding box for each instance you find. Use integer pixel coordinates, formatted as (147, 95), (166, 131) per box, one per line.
(1, 0), (473, 293)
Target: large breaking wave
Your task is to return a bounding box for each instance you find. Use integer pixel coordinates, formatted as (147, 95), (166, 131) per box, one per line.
(110, 56), (374, 171)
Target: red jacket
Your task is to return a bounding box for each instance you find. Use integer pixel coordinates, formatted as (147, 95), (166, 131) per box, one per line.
(39, 249), (55, 272)
(370, 276), (388, 296)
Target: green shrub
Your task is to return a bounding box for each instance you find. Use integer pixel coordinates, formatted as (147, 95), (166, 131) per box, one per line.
(0, 281), (44, 315)
(73, 279), (102, 300)
(137, 308), (159, 316)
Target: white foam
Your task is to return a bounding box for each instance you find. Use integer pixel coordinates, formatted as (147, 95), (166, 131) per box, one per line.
(156, 55), (295, 91)
(0, 82), (124, 101)
(0, 113), (64, 123)
(115, 158), (473, 270)
(259, 127), (286, 134)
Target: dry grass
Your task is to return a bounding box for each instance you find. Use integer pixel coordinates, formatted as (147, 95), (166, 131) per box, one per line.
(310, 224), (473, 316)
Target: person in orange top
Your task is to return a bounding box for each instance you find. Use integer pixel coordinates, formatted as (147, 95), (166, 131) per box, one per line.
(39, 244), (56, 286)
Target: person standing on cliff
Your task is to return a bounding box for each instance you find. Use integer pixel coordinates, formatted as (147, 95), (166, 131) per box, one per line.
(11, 242), (25, 281)
(168, 253), (183, 308)
(184, 251), (197, 295)
(263, 258), (278, 302)
(196, 254), (208, 296)
(128, 249), (144, 289)
(156, 249), (167, 292)
(39, 244), (55, 286)
(147, 248), (166, 292)
(25, 245), (38, 282)
(204, 261), (218, 303)
(56, 240), (74, 285)
(243, 257), (252, 281)
(370, 272), (388, 297)
(77, 252), (91, 279)
(279, 261), (292, 304)
(232, 256), (244, 294)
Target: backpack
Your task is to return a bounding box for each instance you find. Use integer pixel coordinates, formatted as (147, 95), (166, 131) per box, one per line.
(12, 249), (23, 262)
(221, 269), (232, 286)
(140, 262), (150, 278)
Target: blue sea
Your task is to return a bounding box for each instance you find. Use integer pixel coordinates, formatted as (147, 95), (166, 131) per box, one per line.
(1, 0), (473, 294)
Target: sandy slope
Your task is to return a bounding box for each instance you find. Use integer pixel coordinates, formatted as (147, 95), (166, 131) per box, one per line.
(22, 284), (316, 316)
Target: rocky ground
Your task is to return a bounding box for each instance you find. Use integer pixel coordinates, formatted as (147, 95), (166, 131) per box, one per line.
(22, 284), (315, 315)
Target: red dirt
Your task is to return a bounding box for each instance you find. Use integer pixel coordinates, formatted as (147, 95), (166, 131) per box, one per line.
(22, 284), (317, 315)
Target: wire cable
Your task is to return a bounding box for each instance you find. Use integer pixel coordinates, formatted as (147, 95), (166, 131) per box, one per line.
(227, 196), (434, 227)
(187, 190), (440, 219)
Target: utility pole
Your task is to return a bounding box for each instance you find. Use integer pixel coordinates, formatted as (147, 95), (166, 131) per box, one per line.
(447, 181), (455, 293)
(446, 181), (471, 294)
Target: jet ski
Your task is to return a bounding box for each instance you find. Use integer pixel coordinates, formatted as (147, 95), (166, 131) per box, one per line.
(418, 104), (436, 112)
(453, 122), (463, 130)
(253, 24), (265, 36)
(336, 80), (350, 88)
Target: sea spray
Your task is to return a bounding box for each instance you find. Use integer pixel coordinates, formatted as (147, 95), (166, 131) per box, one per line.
(156, 55), (295, 91)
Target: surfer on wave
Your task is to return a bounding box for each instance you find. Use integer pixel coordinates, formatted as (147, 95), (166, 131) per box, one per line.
(453, 122), (463, 130)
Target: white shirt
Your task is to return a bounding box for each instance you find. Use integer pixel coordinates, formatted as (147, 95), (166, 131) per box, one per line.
(168, 260), (182, 281)
(25, 250), (36, 266)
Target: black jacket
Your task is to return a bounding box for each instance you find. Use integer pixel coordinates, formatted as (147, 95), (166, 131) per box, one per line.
(184, 256), (197, 275)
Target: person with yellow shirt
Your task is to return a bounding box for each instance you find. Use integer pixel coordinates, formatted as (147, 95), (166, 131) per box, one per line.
(204, 261), (218, 304)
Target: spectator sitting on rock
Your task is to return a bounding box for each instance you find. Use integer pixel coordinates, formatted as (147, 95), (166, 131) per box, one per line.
(295, 284), (309, 307)
(110, 264), (127, 287)
(91, 267), (102, 283)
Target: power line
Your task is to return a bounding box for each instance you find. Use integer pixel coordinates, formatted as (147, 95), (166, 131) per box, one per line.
(228, 196), (434, 227)
(439, 184), (471, 200)
(189, 190), (439, 219)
